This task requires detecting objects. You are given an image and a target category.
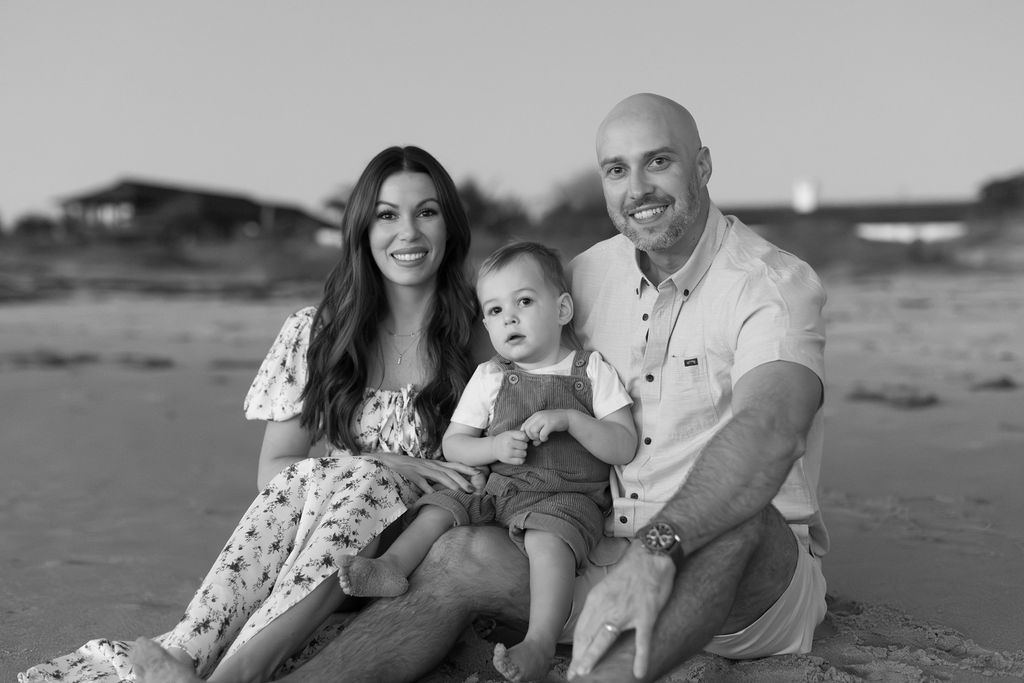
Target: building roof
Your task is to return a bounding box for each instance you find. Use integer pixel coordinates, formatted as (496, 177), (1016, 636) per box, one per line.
(61, 177), (257, 207)
(60, 177), (335, 226)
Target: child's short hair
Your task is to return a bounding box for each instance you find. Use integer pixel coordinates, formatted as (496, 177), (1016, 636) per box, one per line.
(478, 241), (571, 295)
(477, 241), (581, 350)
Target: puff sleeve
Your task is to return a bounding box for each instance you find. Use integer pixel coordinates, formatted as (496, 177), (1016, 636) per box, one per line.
(243, 306), (316, 421)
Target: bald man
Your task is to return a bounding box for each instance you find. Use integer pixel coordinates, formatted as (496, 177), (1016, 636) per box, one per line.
(565, 93), (827, 680)
(219, 94), (827, 683)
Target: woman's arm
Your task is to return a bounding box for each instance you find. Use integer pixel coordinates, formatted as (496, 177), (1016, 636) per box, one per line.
(360, 452), (482, 495)
(521, 405), (637, 465)
(256, 418), (314, 490)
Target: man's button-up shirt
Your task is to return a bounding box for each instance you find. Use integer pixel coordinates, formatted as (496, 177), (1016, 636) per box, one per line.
(570, 204), (828, 556)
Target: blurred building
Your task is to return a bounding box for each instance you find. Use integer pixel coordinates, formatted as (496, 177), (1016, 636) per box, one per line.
(725, 199), (973, 243)
(60, 178), (335, 242)
(720, 183), (978, 267)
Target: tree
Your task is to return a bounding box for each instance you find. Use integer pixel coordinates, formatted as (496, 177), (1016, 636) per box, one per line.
(536, 168), (615, 248)
(458, 179), (532, 239)
(12, 213), (60, 244)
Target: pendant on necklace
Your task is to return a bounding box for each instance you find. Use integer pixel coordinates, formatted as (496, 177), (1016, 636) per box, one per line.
(389, 328), (420, 367)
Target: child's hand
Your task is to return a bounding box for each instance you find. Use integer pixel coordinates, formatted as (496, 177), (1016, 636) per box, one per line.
(469, 466), (489, 493)
(521, 409), (570, 446)
(490, 430), (528, 465)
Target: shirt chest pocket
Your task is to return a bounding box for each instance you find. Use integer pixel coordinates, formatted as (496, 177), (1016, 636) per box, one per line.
(664, 353), (719, 439)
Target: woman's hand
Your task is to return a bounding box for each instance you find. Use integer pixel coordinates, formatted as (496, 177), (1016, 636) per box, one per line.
(363, 453), (482, 495)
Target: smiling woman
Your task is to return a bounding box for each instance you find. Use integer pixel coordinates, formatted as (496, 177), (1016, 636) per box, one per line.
(368, 172), (448, 292)
(19, 146), (484, 683)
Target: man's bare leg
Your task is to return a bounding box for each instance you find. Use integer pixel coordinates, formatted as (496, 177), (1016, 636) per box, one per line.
(278, 526), (532, 683)
(208, 576), (349, 682)
(573, 506), (799, 683)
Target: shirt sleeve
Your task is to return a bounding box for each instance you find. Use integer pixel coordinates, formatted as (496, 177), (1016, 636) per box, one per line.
(730, 263), (826, 386)
(243, 307), (316, 421)
(586, 350), (633, 420)
(449, 361), (502, 431)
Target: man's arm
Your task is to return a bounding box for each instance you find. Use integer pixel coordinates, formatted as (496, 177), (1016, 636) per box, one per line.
(569, 359), (822, 680)
(658, 358), (821, 555)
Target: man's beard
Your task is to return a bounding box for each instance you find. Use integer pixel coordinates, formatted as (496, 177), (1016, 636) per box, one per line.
(610, 177), (701, 252)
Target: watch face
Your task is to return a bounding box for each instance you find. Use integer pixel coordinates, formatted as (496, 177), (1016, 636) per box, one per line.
(643, 521), (678, 552)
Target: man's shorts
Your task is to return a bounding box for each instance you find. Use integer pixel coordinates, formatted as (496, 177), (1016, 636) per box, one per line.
(558, 525), (827, 658)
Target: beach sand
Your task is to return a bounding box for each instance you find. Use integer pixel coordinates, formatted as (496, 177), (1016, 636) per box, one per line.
(2, 269), (1022, 681)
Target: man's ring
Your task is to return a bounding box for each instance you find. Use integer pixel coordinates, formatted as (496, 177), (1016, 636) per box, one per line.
(602, 624), (620, 635)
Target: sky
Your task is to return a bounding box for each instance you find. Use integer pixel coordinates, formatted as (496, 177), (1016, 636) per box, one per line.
(2, 1), (1023, 225)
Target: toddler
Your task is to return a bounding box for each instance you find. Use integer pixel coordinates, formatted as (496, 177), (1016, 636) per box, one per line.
(339, 242), (636, 683)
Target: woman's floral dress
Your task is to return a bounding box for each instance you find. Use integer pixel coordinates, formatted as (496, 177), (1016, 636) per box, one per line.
(20, 307), (434, 682)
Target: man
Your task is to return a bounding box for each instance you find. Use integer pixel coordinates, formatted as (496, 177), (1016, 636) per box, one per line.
(137, 92), (827, 683)
(564, 92), (827, 680)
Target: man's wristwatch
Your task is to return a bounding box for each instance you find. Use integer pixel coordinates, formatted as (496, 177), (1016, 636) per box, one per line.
(637, 520), (685, 568)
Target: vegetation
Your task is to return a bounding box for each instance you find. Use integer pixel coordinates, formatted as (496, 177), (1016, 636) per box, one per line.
(4, 169), (1024, 302)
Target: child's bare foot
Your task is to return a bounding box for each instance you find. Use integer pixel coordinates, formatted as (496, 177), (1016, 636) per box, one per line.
(492, 639), (555, 682)
(337, 555), (409, 597)
(129, 638), (200, 683)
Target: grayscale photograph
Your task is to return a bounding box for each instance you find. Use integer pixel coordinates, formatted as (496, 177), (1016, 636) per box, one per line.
(3, 2), (1023, 681)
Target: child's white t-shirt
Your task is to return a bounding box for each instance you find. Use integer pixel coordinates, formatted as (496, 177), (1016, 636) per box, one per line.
(451, 350), (633, 430)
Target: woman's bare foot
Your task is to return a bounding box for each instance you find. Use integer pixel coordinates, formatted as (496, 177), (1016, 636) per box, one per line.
(129, 638), (201, 683)
(337, 555), (409, 597)
(492, 639), (555, 683)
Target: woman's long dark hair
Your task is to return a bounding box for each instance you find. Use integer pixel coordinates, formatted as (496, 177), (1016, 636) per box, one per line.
(300, 146), (477, 456)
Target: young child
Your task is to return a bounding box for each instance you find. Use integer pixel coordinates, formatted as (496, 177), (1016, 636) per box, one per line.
(338, 241), (637, 683)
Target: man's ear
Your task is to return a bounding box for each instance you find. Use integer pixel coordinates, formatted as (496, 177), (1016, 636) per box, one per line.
(558, 292), (574, 326)
(696, 146), (713, 188)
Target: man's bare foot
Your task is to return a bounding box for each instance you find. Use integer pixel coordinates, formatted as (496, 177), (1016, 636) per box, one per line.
(492, 639), (554, 683)
(337, 555), (409, 597)
(129, 638), (201, 683)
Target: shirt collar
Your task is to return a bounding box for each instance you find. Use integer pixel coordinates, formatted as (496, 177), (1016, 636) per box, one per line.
(631, 202), (727, 298)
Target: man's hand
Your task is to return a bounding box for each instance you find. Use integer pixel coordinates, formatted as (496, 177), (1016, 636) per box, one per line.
(521, 409), (571, 446)
(490, 430), (529, 465)
(568, 543), (676, 680)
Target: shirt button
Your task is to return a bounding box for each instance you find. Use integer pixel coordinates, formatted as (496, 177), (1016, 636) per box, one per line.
(645, 374), (654, 382)
(683, 288), (690, 296)
(642, 313), (649, 321)
(643, 437), (652, 445)
(629, 492), (639, 499)
(619, 516), (628, 524)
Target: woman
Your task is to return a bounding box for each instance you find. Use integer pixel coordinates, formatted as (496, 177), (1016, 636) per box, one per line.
(21, 146), (484, 683)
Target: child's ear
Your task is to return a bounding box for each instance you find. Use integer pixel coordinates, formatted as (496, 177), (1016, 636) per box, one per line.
(557, 292), (574, 326)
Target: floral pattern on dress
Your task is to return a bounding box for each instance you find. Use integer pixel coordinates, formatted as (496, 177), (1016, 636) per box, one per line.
(20, 308), (434, 683)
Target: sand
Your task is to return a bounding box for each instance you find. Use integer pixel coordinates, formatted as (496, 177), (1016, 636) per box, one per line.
(2, 269), (1022, 681)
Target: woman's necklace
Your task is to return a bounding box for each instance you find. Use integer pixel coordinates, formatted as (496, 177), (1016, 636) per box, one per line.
(387, 328), (422, 366)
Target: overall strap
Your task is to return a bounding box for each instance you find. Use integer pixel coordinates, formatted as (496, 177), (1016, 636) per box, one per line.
(569, 349), (592, 378)
(490, 351), (592, 377)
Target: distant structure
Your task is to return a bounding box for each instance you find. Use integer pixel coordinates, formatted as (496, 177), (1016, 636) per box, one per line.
(718, 195), (979, 267)
(792, 178), (819, 215)
(60, 178), (335, 242)
(726, 196), (973, 244)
